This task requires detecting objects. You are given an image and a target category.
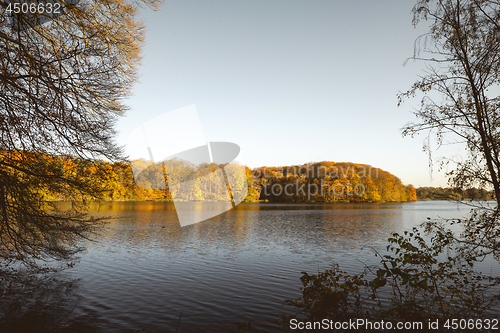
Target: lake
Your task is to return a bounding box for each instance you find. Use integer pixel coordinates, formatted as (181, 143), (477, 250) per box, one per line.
(4, 201), (499, 332)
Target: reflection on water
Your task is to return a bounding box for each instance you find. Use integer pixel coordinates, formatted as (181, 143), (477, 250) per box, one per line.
(5, 201), (496, 332)
(0, 273), (103, 333)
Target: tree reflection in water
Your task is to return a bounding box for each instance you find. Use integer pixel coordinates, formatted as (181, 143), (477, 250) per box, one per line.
(0, 271), (102, 333)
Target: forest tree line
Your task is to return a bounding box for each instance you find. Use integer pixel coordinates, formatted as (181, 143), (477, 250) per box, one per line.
(416, 187), (496, 201)
(7, 154), (494, 202)
(27, 155), (493, 203)
(38, 156), (418, 203)
(250, 162), (417, 202)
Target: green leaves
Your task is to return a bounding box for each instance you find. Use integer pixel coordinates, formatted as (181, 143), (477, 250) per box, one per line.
(371, 277), (387, 289)
(283, 221), (500, 328)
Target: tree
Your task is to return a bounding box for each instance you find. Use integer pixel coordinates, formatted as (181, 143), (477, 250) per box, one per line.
(399, 0), (500, 205)
(406, 184), (417, 201)
(0, 0), (160, 275)
(399, 0), (500, 263)
(282, 1), (500, 324)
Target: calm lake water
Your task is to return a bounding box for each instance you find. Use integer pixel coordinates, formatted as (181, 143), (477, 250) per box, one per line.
(4, 201), (499, 332)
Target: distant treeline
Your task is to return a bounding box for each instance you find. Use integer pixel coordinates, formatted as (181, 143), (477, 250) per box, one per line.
(415, 187), (495, 201)
(40, 157), (418, 203)
(39, 155), (491, 202)
(250, 161), (416, 203)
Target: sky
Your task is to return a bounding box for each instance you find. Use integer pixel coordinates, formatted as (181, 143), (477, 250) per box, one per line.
(117, 0), (465, 187)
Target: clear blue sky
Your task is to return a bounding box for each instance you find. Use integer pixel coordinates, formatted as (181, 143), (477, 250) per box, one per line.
(117, 0), (463, 187)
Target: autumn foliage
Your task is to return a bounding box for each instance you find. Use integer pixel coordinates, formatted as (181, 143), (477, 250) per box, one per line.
(251, 162), (417, 203)
(27, 157), (417, 203)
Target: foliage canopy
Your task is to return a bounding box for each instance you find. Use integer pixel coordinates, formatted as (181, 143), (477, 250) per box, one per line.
(0, 0), (160, 274)
(400, 0), (500, 204)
